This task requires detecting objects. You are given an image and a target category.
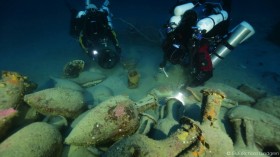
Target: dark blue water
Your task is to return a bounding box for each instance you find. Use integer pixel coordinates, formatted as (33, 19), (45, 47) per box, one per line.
(0, 0), (280, 94)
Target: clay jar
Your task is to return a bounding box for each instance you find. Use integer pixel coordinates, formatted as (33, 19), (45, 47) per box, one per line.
(127, 70), (140, 89)
(150, 98), (183, 140)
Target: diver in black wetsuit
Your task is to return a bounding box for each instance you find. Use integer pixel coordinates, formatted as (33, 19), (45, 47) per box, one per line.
(70, 0), (121, 69)
(160, 0), (232, 86)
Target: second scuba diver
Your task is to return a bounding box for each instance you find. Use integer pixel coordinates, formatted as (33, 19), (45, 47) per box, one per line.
(70, 0), (121, 69)
(160, 0), (255, 87)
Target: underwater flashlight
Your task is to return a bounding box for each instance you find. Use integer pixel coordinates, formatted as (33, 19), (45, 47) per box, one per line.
(167, 91), (189, 106)
(92, 50), (98, 56)
(91, 50), (98, 61)
(173, 92), (185, 105)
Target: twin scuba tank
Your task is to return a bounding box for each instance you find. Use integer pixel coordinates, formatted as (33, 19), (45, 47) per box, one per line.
(170, 3), (229, 33)
(168, 2), (255, 67)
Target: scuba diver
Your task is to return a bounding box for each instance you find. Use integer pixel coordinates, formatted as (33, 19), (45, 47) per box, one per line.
(159, 0), (255, 86)
(70, 0), (121, 69)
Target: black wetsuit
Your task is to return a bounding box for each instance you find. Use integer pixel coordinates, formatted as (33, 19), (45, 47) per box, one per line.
(70, 9), (120, 54)
(161, 0), (232, 86)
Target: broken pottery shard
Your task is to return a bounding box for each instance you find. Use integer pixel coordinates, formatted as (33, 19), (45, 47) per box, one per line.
(50, 77), (84, 91)
(63, 60), (85, 78)
(24, 87), (86, 119)
(68, 71), (107, 88)
(0, 122), (63, 157)
(65, 95), (140, 146)
(187, 82), (255, 105)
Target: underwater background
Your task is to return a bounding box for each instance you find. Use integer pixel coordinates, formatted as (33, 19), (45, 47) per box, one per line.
(1, 0), (280, 156)
(0, 0), (280, 95)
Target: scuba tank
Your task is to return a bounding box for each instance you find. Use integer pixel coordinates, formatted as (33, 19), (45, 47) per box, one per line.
(174, 2), (195, 16)
(211, 21), (255, 67)
(85, 0), (91, 9)
(196, 10), (229, 33)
